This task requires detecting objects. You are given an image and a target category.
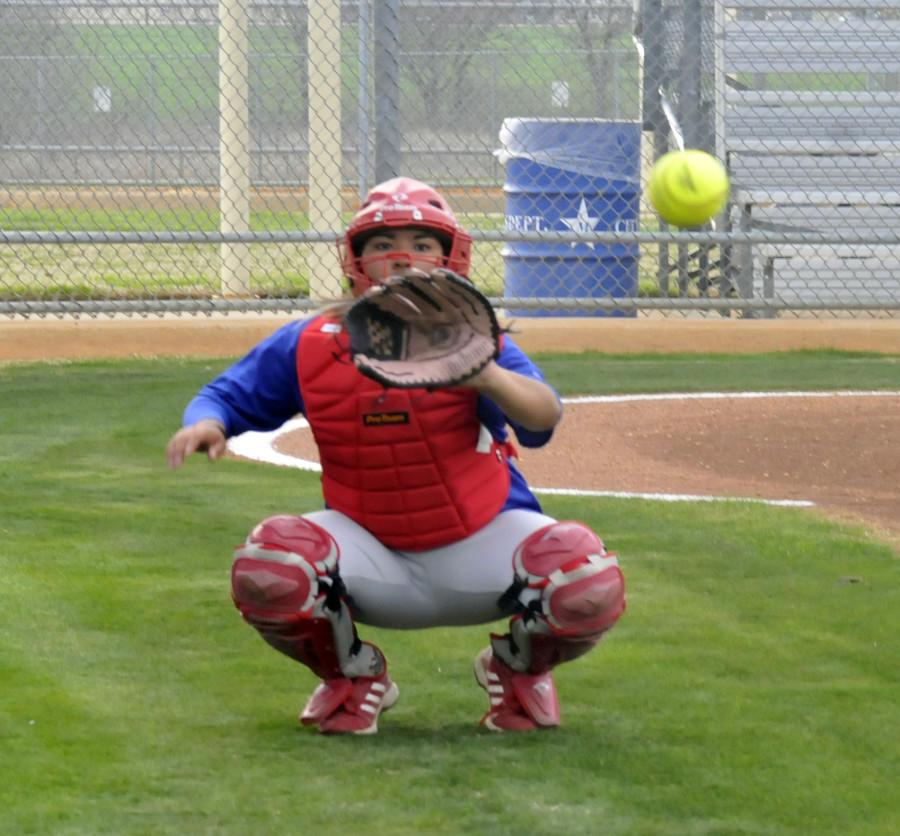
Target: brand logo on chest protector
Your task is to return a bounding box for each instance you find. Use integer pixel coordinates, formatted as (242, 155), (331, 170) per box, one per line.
(363, 411), (410, 426)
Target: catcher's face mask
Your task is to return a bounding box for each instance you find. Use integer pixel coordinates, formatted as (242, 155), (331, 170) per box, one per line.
(356, 229), (447, 291)
(340, 177), (472, 294)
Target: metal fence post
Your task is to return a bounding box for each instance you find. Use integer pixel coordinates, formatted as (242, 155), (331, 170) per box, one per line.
(308, 0), (344, 300)
(640, 0), (670, 297)
(217, 0), (252, 297)
(374, 0), (402, 181)
(148, 56), (157, 186)
(358, 0), (372, 199)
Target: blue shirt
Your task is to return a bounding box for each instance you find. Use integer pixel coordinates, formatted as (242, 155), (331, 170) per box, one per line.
(184, 318), (559, 513)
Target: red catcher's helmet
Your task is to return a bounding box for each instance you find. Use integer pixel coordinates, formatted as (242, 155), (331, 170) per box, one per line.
(340, 177), (472, 290)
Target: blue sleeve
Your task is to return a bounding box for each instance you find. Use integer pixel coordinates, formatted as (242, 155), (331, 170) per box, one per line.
(182, 319), (309, 436)
(476, 335), (561, 449)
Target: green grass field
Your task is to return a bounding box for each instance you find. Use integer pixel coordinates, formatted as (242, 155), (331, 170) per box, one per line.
(1, 352), (898, 835)
(0, 207), (673, 301)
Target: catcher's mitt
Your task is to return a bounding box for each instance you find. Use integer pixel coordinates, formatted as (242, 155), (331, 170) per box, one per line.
(344, 269), (501, 389)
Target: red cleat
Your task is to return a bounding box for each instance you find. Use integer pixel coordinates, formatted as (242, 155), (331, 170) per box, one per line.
(300, 670), (399, 735)
(473, 647), (560, 732)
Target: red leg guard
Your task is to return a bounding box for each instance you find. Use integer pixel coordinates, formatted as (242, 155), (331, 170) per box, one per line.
(231, 515), (382, 681)
(493, 521), (626, 675)
(479, 522), (624, 730)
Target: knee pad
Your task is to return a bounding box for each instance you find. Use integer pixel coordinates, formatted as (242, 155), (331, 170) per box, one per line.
(231, 515), (380, 679)
(231, 514), (339, 624)
(494, 521), (625, 673)
(507, 520), (625, 636)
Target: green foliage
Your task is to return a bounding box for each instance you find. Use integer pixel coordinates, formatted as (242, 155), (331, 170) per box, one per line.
(0, 355), (897, 834)
(5, 21), (641, 132)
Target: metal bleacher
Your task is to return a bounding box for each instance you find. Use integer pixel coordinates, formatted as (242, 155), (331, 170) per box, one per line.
(717, 0), (900, 310)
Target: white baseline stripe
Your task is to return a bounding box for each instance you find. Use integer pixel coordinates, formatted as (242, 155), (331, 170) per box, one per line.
(225, 391), (900, 505)
(226, 417), (321, 472)
(563, 390), (900, 404)
(532, 487), (815, 507)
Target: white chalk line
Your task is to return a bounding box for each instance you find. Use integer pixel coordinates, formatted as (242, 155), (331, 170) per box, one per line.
(225, 391), (900, 508)
(563, 390), (900, 404)
(227, 417), (318, 470)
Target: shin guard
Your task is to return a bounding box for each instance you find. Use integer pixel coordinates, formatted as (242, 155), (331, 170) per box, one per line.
(231, 514), (383, 680)
(493, 520), (625, 675)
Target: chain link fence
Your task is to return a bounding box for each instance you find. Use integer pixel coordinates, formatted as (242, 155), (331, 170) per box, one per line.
(1, 0), (899, 318)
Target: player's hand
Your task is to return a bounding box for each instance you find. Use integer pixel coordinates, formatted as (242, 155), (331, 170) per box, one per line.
(166, 420), (227, 468)
(463, 362), (562, 432)
(461, 358), (501, 391)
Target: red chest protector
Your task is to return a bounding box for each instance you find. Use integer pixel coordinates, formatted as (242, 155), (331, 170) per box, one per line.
(297, 316), (513, 551)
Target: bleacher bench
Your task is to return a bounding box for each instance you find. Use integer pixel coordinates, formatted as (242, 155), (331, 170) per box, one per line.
(718, 0), (900, 309)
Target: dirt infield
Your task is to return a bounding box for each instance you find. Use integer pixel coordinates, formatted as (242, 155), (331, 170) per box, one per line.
(268, 393), (900, 545)
(4, 315), (897, 546)
(1, 315), (899, 362)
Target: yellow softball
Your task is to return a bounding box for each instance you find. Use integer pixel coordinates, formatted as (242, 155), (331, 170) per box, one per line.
(647, 149), (730, 228)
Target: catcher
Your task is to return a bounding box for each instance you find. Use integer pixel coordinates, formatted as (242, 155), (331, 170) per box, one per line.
(166, 177), (625, 734)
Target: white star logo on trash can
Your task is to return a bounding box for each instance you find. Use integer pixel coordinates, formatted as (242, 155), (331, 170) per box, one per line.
(561, 198), (600, 249)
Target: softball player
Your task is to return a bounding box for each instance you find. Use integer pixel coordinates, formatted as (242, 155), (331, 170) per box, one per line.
(166, 178), (625, 734)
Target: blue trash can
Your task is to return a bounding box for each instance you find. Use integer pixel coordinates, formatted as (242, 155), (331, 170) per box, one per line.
(498, 118), (641, 316)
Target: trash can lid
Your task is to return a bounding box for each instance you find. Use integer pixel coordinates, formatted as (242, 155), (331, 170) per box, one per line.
(496, 118), (640, 180)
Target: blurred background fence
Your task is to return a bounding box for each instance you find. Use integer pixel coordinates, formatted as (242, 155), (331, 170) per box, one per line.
(1, 0), (899, 318)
